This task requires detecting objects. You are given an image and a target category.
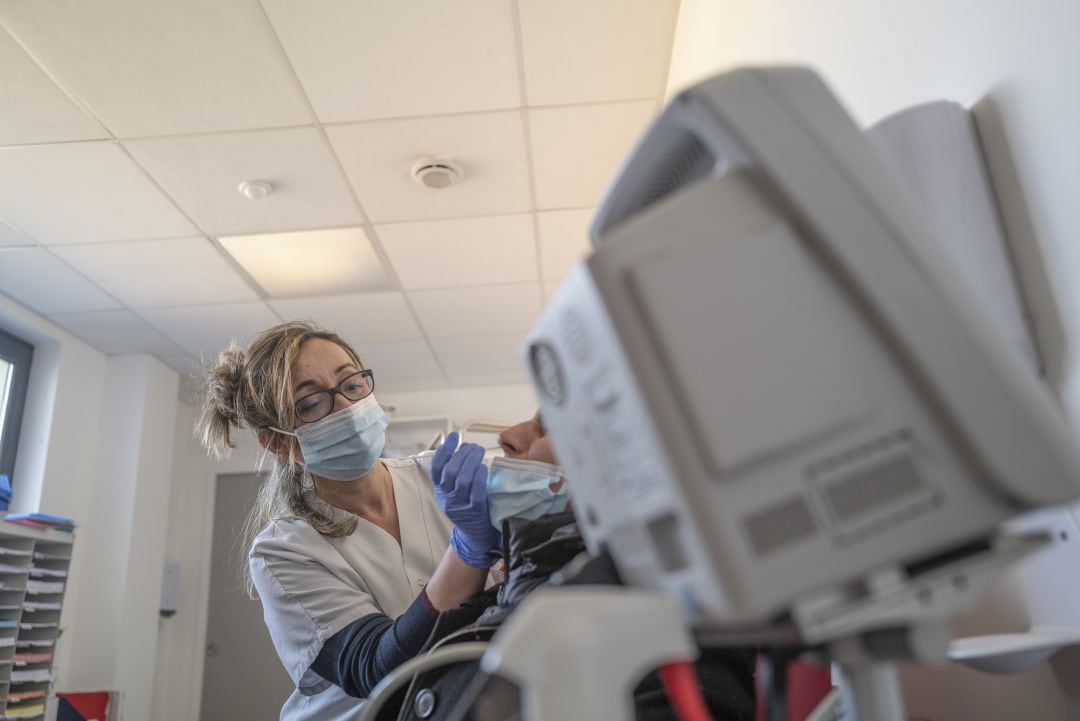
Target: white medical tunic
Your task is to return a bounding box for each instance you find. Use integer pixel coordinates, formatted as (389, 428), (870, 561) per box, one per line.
(250, 454), (453, 721)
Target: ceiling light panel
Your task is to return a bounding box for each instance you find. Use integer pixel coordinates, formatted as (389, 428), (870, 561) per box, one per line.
(0, 142), (196, 245)
(219, 227), (394, 298)
(537, 209), (594, 280)
(46, 309), (185, 355)
(52, 237), (258, 308)
(0, 0), (310, 137)
(429, 334), (530, 387)
(518, 0), (678, 106)
(376, 215), (538, 290)
(138, 302), (281, 357)
(326, 112), (531, 223)
(261, 0), (520, 123)
(0, 248), (120, 315)
(268, 292), (424, 344)
(529, 100), (656, 209)
(408, 283), (542, 338)
(0, 30), (107, 145)
(124, 128), (365, 236)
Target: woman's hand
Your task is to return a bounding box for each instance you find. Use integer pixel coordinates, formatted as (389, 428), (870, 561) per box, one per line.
(430, 432), (500, 568)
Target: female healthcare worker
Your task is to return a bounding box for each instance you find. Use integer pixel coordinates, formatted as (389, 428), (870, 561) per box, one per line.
(197, 321), (498, 720)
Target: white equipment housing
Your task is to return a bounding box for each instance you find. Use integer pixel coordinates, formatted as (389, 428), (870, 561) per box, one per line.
(522, 67), (1080, 635)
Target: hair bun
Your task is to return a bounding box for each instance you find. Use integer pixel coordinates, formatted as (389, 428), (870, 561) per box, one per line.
(196, 342), (248, 458)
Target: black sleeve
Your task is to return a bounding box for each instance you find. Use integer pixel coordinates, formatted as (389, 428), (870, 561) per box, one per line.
(311, 588), (440, 698)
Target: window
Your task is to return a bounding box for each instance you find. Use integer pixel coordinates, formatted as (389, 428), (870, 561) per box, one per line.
(0, 328), (33, 483)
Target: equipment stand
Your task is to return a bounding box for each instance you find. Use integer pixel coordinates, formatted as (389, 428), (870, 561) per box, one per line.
(480, 587), (698, 721)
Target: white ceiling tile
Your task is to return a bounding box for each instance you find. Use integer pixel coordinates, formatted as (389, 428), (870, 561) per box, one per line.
(377, 376), (450, 394)
(268, 292), (423, 344)
(356, 340), (444, 381)
(0, 29), (106, 145)
(220, 227), (394, 298)
(0, 248), (120, 314)
(138, 302), (281, 357)
(326, 112), (531, 223)
(529, 101), (656, 209)
(0, 0), (310, 137)
(261, 1), (520, 123)
(124, 128), (364, 236)
(409, 284), (541, 338)
(376, 215), (537, 290)
(518, 0), (678, 106)
(449, 371), (529, 387)
(429, 334), (528, 387)
(0, 142), (196, 245)
(0, 218), (33, 248)
(46, 309), (185, 355)
(52, 237), (258, 309)
(537, 209), (594, 280)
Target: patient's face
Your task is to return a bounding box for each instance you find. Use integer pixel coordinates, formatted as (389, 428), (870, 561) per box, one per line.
(498, 411), (556, 465)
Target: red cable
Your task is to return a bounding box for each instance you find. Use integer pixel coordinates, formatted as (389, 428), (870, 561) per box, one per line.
(659, 661), (716, 721)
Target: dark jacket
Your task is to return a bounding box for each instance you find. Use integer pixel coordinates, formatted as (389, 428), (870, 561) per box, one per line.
(379, 512), (757, 721)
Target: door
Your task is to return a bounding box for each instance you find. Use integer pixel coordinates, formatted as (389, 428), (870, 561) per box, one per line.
(200, 473), (293, 721)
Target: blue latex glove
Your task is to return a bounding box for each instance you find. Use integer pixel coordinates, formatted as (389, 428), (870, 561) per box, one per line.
(430, 432), (500, 568)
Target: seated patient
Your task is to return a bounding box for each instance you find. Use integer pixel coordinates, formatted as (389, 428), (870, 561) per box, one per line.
(380, 411), (757, 721)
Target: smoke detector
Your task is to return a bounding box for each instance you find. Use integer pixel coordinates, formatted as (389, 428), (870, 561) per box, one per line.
(238, 179), (273, 200)
(411, 159), (464, 189)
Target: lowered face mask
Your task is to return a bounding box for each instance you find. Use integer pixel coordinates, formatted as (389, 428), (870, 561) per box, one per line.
(487, 456), (569, 528)
(274, 394), (390, 481)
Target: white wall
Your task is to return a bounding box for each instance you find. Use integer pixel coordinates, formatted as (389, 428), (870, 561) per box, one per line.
(152, 404), (262, 721)
(0, 296), (181, 718)
(667, 0), (1080, 420)
(666, 2), (1080, 719)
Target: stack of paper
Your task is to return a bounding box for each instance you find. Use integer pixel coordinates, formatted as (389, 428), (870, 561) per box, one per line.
(0, 636), (16, 647)
(26, 580), (64, 594)
(9, 688), (46, 702)
(23, 601), (61, 611)
(15, 639), (54, 649)
(19, 621), (58, 630)
(0, 562), (29, 574)
(32, 551), (68, 561)
(0, 546), (32, 557)
(14, 651), (53, 666)
(11, 667), (52, 682)
(28, 567), (67, 578)
(5, 513), (76, 532)
(6, 702), (45, 718)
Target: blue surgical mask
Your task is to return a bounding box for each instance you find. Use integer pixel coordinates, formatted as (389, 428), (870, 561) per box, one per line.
(274, 395), (390, 481)
(487, 456), (570, 528)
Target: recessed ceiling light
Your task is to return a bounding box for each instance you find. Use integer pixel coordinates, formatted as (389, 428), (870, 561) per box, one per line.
(237, 179), (273, 200)
(218, 227), (395, 297)
(410, 158), (464, 189)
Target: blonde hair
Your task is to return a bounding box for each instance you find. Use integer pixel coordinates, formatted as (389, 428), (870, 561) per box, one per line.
(195, 321), (363, 597)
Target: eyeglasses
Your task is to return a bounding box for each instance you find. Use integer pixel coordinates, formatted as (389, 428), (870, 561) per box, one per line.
(294, 369), (375, 423)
